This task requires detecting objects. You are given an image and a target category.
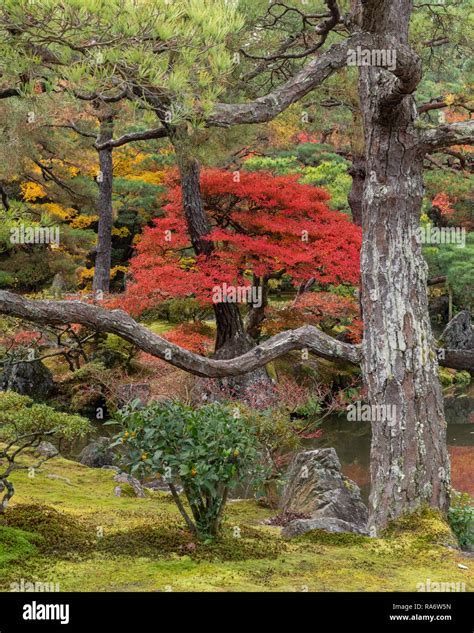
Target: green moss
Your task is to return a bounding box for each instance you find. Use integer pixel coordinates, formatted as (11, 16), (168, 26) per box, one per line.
(296, 529), (371, 547)
(383, 506), (458, 548)
(0, 455), (471, 592)
(439, 367), (456, 386)
(0, 504), (95, 558)
(0, 525), (38, 565)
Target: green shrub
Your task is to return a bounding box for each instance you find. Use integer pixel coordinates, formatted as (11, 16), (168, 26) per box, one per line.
(0, 392), (91, 511)
(448, 492), (474, 550)
(112, 400), (260, 538)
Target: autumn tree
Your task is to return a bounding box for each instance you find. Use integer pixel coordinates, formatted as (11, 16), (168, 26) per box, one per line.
(123, 169), (361, 343)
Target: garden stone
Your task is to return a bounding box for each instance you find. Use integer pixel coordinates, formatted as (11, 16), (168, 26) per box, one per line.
(1, 360), (53, 400)
(441, 310), (474, 350)
(113, 472), (146, 498)
(282, 517), (370, 538)
(143, 479), (183, 494)
(36, 441), (58, 459)
(78, 436), (114, 468)
(116, 383), (151, 406)
(280, 448), (368, 534)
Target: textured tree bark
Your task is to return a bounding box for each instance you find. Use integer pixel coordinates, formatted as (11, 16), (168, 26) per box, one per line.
(92, 112), (114, 294)
(245, 276), (272, 342)
(357, 0), (450, 530)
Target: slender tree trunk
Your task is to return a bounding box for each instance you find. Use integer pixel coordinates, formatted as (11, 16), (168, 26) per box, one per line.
(173, 139), (251, 351)
(93, 112), (114, 294)
(357, 1), (450, 530)
(172, 133), (271, 399)
(348, 153), (365, 227)
(245, 277), (269, 341)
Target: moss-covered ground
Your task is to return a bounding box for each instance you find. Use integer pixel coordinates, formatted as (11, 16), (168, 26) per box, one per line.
(0, 453), (472, 592)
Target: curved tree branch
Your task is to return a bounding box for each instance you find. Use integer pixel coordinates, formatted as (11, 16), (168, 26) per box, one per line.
(418, 120), (474, 152)
(0, 291), (361, 377)
(0, 292), (470, 374)
(94, 126), (168, 150)
(208, 33), (371, 127)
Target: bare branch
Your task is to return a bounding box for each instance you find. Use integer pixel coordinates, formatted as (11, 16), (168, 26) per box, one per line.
(94, 126), (168, 150)
(208, 34), (370, 127)
(418, 120), (474, 152)
(0, 291), (361, 377)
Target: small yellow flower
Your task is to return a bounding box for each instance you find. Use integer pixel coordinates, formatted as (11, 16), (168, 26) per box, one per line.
(141, 452), (148, 461)
(191, 467), (197, 477)
(233, 449), (240, 457)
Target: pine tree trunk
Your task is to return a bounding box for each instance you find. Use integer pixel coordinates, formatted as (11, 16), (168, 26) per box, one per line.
(357, 1), (450, 530)
(93, 113), (114, 294)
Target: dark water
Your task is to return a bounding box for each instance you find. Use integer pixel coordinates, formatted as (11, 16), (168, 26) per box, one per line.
(306, 417), (474, 502)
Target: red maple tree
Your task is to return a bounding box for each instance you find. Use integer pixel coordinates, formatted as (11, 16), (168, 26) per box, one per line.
(122, 169), (361, 317)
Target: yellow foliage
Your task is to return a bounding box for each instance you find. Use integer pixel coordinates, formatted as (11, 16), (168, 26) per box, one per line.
(179, 257), (197, 271)
(79, 268), (94, 281)
(70, 215), (99, 229)
(34, 203), (77, 221)
(125, 171), (165, 185)
(113, 149), (149, 177)
(110, 265), (128, 278)
(21, 181), (47, 202)
(445, 94), (456, 106)
(268, 106), (302, 147)
(111, 226), (130, 238)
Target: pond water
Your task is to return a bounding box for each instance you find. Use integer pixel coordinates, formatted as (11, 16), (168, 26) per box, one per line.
(306, 389), (474, 502)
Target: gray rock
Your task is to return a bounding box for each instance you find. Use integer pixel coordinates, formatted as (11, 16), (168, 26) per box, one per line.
(113, 472), (146, 498)
(1, 360), (53, 400)
(78, 437), (114, 468)
(143, 479), (183, 494)
(280, 448), (368, 534)
(441, 311), (474, 350)
(36, 441), (58, 458)
(282, 517), (370, 538)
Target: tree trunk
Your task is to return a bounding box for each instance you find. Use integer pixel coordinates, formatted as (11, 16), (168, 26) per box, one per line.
(174, 142), (253, 353)
(173, 134), (271, 399)
(245, 277), (269, 341)
(348, 154), (365, 227)
(357, 2), (450, 530)
(93, 113), (114, 294)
